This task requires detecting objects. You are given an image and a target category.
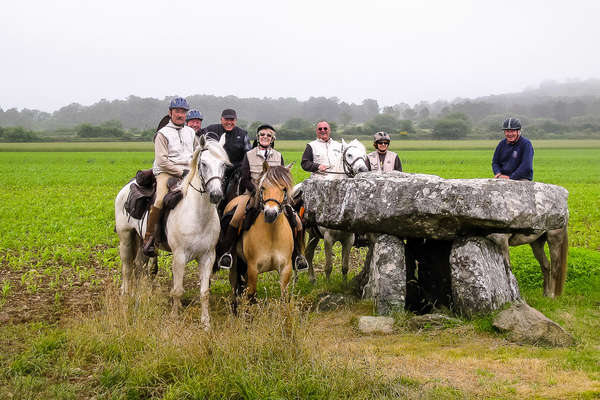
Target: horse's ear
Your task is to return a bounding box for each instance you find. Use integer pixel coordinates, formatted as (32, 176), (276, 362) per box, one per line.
(341, 138), (347, 147)
(285, 162), (294, 170)
(262, 160), (270, 172)
(199, 134), (206, 148)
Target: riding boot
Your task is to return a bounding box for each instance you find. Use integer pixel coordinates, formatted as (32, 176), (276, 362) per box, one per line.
(293, 232), (309, 271)
(143, 206), (161, 257)
(218, 225), (238, 270)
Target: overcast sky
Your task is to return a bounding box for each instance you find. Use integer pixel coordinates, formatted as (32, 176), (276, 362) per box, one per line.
(2, 0), (599, 112)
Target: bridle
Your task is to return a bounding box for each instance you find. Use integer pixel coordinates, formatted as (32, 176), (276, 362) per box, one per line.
(188, 147), (225, 193)
(257, 185), (289, 217)
(322, 145), (367, 177)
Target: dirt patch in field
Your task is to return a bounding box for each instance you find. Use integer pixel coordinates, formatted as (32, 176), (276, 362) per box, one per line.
(0, 266), (113, 325)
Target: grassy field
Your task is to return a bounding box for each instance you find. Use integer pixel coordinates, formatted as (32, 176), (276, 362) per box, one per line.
(1, 140), (599, 399)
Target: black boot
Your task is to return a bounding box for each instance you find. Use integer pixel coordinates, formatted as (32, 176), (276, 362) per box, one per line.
(143, 206), (161, 257)
(292, 232), (308, 271)
(218, 225), (238, 270)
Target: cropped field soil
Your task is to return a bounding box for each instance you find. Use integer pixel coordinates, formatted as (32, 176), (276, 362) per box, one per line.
(1, 140), (599, 399)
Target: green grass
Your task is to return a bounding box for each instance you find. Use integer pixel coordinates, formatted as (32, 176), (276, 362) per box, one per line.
(1, 140), (599, 398)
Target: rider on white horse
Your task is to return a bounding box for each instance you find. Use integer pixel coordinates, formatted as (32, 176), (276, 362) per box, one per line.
(366, 131), (402, 172)
(143, 97), (199, 257)
(300, 120), (342, 179)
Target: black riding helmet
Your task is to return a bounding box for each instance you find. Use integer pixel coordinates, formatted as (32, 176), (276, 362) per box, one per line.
(502, 117), (522, 130)
(253, 124), (277, 148)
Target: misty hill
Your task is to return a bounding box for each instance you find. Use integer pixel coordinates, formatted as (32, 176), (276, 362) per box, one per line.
(1, 80), (600, 139)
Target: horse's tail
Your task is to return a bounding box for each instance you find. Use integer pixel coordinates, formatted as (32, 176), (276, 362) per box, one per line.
(555, 224), (569, 296)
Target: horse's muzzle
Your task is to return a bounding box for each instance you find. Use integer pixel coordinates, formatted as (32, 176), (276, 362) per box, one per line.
(264, 209), (279, 223)
(209, 190), (223, 204)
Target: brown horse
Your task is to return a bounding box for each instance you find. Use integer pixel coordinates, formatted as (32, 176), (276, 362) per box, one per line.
(224, 164), (295, 309)
(488, 220), (569, 298)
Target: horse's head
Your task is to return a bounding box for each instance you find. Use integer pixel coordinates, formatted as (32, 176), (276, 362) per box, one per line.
(186, 136), (231, 204)
(341, 138), (369, 176)
(256, 162), (294, 223)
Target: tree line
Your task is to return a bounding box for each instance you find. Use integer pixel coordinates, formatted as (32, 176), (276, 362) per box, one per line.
(2, 80), (600, 141)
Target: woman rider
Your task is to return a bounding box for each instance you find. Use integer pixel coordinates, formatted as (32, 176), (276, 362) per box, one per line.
(217, 125), (308, 270)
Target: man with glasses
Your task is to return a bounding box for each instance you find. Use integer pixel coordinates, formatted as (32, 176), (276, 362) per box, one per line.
(218, 124), (295, 270)
(366, 131), (402, 172)
(301, 120), (342, 178)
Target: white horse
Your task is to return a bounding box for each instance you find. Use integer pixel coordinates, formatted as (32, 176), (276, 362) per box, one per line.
(298, 138), (369, 283)
(114, 137), (230, 329)
(488, 221), (569, 298)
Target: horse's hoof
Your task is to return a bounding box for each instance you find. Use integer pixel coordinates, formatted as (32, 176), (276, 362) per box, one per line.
(294, 255), (309, 272)
(218, 253), (233, 270)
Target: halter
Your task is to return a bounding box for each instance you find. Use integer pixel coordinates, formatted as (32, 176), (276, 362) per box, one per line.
(188, 147), (224, 193)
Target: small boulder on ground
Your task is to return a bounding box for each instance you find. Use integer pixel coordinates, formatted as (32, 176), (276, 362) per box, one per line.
(492, 302), (575, 347)
(358, 316), (395, 334)
(407, 313), (462, 331)
(314, 293), (351, 312)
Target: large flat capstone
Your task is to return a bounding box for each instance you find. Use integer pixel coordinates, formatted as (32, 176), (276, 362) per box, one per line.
(302, 172), (568, 239)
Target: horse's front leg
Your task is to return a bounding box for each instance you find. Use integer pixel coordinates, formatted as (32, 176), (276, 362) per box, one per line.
(341, 233), (354, 281)
(246, 259), (259, 304)
(323, 233), (334, 281)
(118, 230), (136, 296)
(305, 230), (320, 284)
(197, 251), (215, 331)
(170, 250), (187, 314)
(530, 237), (553, 297)
(279, 261), (293, 301)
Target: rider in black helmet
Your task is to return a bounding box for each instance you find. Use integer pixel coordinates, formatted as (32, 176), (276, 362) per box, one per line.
(492, 117), (534, 181)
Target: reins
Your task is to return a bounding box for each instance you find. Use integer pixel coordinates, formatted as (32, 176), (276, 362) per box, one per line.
(188, 147), (224, 193)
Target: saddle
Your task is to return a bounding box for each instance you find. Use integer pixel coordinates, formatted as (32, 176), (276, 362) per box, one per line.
(124, 169), (185, 250)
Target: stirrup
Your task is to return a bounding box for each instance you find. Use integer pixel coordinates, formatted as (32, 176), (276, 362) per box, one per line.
(218, 253), (233, 270)
(294, 255), (308, 271)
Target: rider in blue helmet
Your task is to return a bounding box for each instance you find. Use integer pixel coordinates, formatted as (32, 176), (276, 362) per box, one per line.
(186, 109), (204, 135)
(492, 117), (534, 181)
(143, 97), (198, 256)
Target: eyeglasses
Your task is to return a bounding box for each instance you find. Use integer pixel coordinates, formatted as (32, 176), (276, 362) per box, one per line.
(317, 127), (329, 131)
(376, 141), (390, 145)
(259, 133), (273, 138)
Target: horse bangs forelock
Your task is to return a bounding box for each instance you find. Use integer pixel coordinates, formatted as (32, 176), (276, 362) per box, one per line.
(261, 165), (293, 192)
(204, 139), (231, 166)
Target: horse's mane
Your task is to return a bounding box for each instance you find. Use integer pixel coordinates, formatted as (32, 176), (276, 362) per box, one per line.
(257, 165), (294, 194)
(181, 139), (231, 196)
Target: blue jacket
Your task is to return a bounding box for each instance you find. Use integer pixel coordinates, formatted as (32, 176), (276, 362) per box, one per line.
(492, 136), (534, 181)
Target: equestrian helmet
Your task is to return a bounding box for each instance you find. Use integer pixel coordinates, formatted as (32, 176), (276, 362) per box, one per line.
(186, 109), (203, 121)
(169, 97), (190, 110)
(502, 117), (521, 130)
(256, 124), (277, 139)
(373, 131), (391, 143)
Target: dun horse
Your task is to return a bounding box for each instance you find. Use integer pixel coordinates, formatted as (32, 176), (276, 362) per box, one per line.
(114, 138), (230, 328)
(300, 138), (369, 282)
(489, 221), (569, 298)
(225, 164), (295, 308)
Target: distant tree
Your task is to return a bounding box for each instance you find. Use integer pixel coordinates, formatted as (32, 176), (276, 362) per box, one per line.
(339, 111), (352, 126)
(402, 108), (417, 120)
(417, 107), (430, 120)
(365, 114), (415, 134)
(279, 118), (313, 140)
(432, 113), (472, 139)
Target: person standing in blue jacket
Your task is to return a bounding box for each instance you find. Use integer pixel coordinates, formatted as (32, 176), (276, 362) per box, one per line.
(492, 117), (534, 181)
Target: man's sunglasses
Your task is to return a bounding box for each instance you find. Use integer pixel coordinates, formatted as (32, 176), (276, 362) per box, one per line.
(259, 133), (273, 138)
(317, 127), (329, 131)
(376, 141), (390, 145)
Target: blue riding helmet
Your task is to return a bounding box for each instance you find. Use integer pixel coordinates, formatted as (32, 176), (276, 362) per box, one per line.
(169, 97), (190, 110)
(186, 109), (203, 121)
